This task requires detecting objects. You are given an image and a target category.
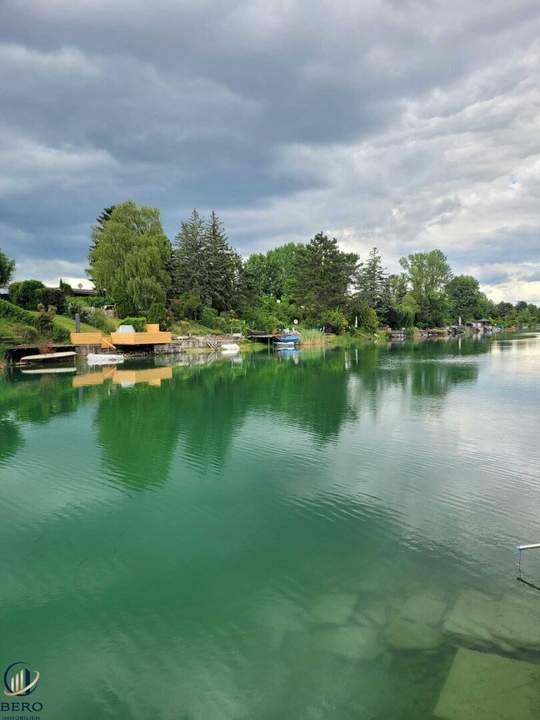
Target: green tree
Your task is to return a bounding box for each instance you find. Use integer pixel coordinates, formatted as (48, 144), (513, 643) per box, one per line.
(384, 273), (409, 327)
(89, 206), (116, 255)
(397, 292), (420, 327)
(493, 301), (516, 326)
(146, 302), (168, 328)
(203, 211), (242, 312)
(243, 243), (300, 299)
(354, 247), (388, 319)
(0, 250), (15, 288)
(291, 232), (358, 319)
(321, 308), (349, 334)
(355, 302), (379, 333)
(446, 275), (486, 323)
(172, 209), (207, 299)
(399, 249), (452, 326)
(88, 201), (171, 316)
(244, 294), (296, 331)
(9, 280), (45, 310)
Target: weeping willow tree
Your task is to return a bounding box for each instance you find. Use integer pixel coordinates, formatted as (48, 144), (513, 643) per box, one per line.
(88, 201), (172, 316)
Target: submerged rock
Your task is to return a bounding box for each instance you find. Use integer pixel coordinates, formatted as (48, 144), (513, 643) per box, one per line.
(363, 600), (389, 626)
(385, 617), (443, 650)
(313, 625), (381, 660)
(443, 588), (540, 654)
(496, 592), (540, 651)
(442, 589), (500, 650)
(399, 591), (447, 626)
(434, 647), (540, 720)
(309, 592), (357, 625)
(259, 607), (306, 651)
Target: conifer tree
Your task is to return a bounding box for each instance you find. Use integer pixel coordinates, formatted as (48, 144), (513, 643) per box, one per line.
(203, 211), (242, 312)
(172, 209), (208, 298)
(290, 232), (358, 318)
(354, 247), (388, 320)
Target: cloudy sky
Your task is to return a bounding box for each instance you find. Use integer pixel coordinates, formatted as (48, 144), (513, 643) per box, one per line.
(1, 1), (539, 302)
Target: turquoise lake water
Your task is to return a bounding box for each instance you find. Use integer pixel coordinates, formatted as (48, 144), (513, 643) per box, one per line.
(0, 334), (539, 719)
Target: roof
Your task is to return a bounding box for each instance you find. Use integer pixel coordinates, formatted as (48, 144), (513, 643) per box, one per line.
(44, 277), (96, 294)
(60, 277), (95, 291)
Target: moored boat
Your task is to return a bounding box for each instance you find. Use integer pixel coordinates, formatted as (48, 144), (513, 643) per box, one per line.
(221, 343), (240, 354)
(21, 367), (77, 375)
(87, 353), (125, 366)
(20, 351), (77, 363)
(274, 334), (301, 343)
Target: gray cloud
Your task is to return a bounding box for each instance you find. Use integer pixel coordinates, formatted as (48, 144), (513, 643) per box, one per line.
(0, 0), (539, 301)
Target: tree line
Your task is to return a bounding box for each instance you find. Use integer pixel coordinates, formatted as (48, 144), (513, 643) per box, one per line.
(2, 200), (539, 333)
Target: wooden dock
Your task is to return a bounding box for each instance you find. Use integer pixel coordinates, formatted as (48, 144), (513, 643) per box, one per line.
(4, 345), (77, 364)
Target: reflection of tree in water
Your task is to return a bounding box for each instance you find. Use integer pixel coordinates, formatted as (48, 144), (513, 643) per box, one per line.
(0, 336), (493, 488)
(348, 337), (487, 403)
(0, 373), (96, 465)
(0, 419), (23, 464)
(93, 354), (355, 489)
(0, 374), (83, 425)
(408, 360), (478, 398)
(241, 351), (356, 440)
(94, 339), (494, 489)
(94, 381), (184, 490)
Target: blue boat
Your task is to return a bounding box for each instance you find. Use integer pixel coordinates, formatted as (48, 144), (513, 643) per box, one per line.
(275, 334), (300, 343)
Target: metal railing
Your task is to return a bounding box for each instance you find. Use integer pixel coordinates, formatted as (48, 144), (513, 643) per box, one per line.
(517, 543), (540, 579)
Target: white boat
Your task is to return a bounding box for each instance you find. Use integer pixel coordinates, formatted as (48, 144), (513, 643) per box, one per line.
(87, 353), (125, 366)
(21, 367), (77, 375)
(221, 343), (240, 354)
(20, 351), (77, 363)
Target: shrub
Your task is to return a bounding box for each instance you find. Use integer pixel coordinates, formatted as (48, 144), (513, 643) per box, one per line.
(200, 306), (219, 328)
(171, 293), (204, 321)
(37, 287), (66, 314)
(35, 304), (55, 336)
(84, 296), (107, 308)
(0, 299), (36, 324)
(175, 320), (191, 335)
(20, 325), (39, 342)
(223, 317), (246, 335)
(52, 324), (70, 342)
(249, 309), (281, 332)
(356, 303), (379, 334)
(0, 298), (70, 342)
(320, 308), (348, 334)
(90, 309), (116, 333)
(243, 295), (296, 331)
(65, 296), (91, 320)
(119, 316), (147, 331)
(9, 280), (45, 310)
(147, 302), (167, 328)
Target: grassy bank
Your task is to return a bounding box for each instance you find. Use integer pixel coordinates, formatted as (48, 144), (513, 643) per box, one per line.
(298, 327), (385, 347)
(0, 298), (102, 361)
